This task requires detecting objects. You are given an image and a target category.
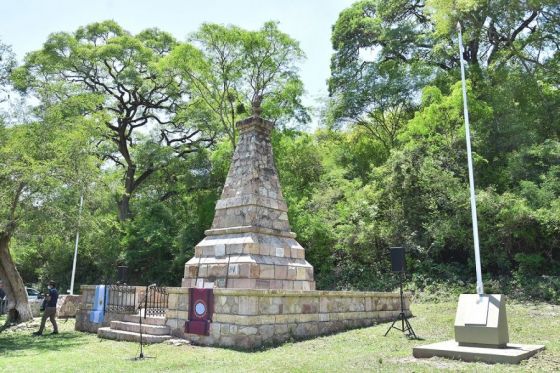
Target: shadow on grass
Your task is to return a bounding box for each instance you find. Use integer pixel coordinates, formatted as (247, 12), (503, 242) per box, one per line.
(0, 331), (89, 355)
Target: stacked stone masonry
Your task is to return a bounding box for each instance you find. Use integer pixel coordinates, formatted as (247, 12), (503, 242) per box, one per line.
(76, 286), (412, 349)
(183, 116), (315, 290)
(166, 287), (412, 349)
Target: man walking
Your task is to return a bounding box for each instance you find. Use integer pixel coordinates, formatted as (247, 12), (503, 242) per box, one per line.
(0, 280), (6, 315)
(33, 280), (59, 336)
(0, 280), (6, 300)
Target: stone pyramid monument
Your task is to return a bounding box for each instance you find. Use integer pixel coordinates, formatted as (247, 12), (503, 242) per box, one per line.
(183, 106), (315, 290)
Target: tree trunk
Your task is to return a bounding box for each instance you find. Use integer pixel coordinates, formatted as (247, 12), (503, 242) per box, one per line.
(117, 194), (131, 221)
(117, 163), (136, 221)
(0, 233), (33, 326)
(117, 164), (155, 221)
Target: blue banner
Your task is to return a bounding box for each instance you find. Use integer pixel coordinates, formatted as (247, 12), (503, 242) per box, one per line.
(89, 285), (108, 324)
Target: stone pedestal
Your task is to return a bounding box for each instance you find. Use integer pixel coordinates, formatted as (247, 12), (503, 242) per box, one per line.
(454, 294), (508, 347)
(413, 294), (544, 364)
(183, 116), (315, 290)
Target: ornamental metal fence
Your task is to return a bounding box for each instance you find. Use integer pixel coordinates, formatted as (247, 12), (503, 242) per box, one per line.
(105, 284), (136, 314)
(141, 285), (168, 318)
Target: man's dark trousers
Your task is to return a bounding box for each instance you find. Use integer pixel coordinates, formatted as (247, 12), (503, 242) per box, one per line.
(38, 307), (58, 333)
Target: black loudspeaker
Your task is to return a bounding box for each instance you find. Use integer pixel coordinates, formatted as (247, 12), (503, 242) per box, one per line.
(117, 266), (128, 284)
(390, 247), (405, 273)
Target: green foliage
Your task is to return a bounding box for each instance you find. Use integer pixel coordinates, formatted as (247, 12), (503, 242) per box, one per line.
(0, 39), (15, 104)
(4, 8), (559, 305)
(13, 20), (215, 221)
(168, 21), (309, 149)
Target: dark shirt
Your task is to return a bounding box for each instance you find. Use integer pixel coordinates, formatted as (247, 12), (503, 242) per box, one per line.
(0, 288), (5, 300)
(47, 288), (58, 307)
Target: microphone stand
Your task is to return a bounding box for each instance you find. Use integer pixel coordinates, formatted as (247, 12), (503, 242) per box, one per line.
(384, 271), (418, 339)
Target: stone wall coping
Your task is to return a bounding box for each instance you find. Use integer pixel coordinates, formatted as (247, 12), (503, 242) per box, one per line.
(209, 288), (411, 298)
(166, 287), (190, 294)
(167, 287), (411, 298)
(205, 226), (297, 239)
(80, 285), (409, 299)
(80, 284), (146, 291)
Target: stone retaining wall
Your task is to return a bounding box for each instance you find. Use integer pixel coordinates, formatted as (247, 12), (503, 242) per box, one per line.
(57, 295), (82, 318)
(76, 285), (412, 349)
(166, 288), (411, 349)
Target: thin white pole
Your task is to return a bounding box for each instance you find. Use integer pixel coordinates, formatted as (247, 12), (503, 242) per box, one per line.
(69, 194), (84, 295)
(457, 23), (484, 296)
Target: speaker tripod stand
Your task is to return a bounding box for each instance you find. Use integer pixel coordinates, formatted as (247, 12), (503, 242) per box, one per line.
(384, 271), (418, 339)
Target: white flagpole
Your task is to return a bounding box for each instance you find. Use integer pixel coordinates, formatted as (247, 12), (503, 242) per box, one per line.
(457, 22), (484, 296)
(69, 194), (84, 295)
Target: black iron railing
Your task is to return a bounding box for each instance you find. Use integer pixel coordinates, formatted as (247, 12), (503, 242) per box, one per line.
(141, 285), (168, 318)
(106, 284), (136, 314)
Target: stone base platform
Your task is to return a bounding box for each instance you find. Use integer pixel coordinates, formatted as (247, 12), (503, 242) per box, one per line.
(413, 340), (545, 364)
(75, 285), (412, 350)
(183, 231), (315, 290)
(166, 288), (412, 349)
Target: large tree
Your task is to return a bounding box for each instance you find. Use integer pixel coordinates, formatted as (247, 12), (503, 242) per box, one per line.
(13, 21), (215, 221)
(168, 21), (309, 149)
(0, 103), (97, 325)
(0, 40), (15, 105)
(328, 0), (560, 147)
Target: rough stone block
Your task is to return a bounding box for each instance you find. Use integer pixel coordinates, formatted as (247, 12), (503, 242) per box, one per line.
(274, 324), (289, 335)
(187, 265), (198, 278)
(215, 244), (226, 257)
(231, 279), (255, 289)
(198, 265), (208, 277)
(259, 245), (271, 256)
(256, 279), (270, 289)
(208, 264), (227, 277)
(319, 313), (329, 322)
(274, 265), (288, 280)
(228, 264), (240, 277)
(250, 264), (260, 278)
(226, 244), (244, 255)
(287, 266), (297, 280)
(201, 246), (214, 256)
(238, 263), (251, 278)
(176, 310), (189, 320)
(238, 296), (259, 316)
(259, 324), (275, 340)
(210, 323), (221, 339)
(239, 326), (258, 335)
(302, 302), (318, 314)
(281, 280), (294, 290)
(166, 318), (179, 330)
(168, 294), (178, 310)
(260, 264), (275, 279)
(177, 295), (189, 311)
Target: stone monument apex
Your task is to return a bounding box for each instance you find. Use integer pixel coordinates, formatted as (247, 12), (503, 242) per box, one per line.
(183, 109), (315, 290)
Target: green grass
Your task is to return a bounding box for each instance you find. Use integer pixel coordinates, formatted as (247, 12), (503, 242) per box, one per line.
(1, 301), (559, 372)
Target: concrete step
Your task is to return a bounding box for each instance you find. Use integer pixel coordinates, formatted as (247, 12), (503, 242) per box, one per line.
(123, 314), (167, 326)
(97, 327), (172, 344)
(110, 320), (170, 335)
